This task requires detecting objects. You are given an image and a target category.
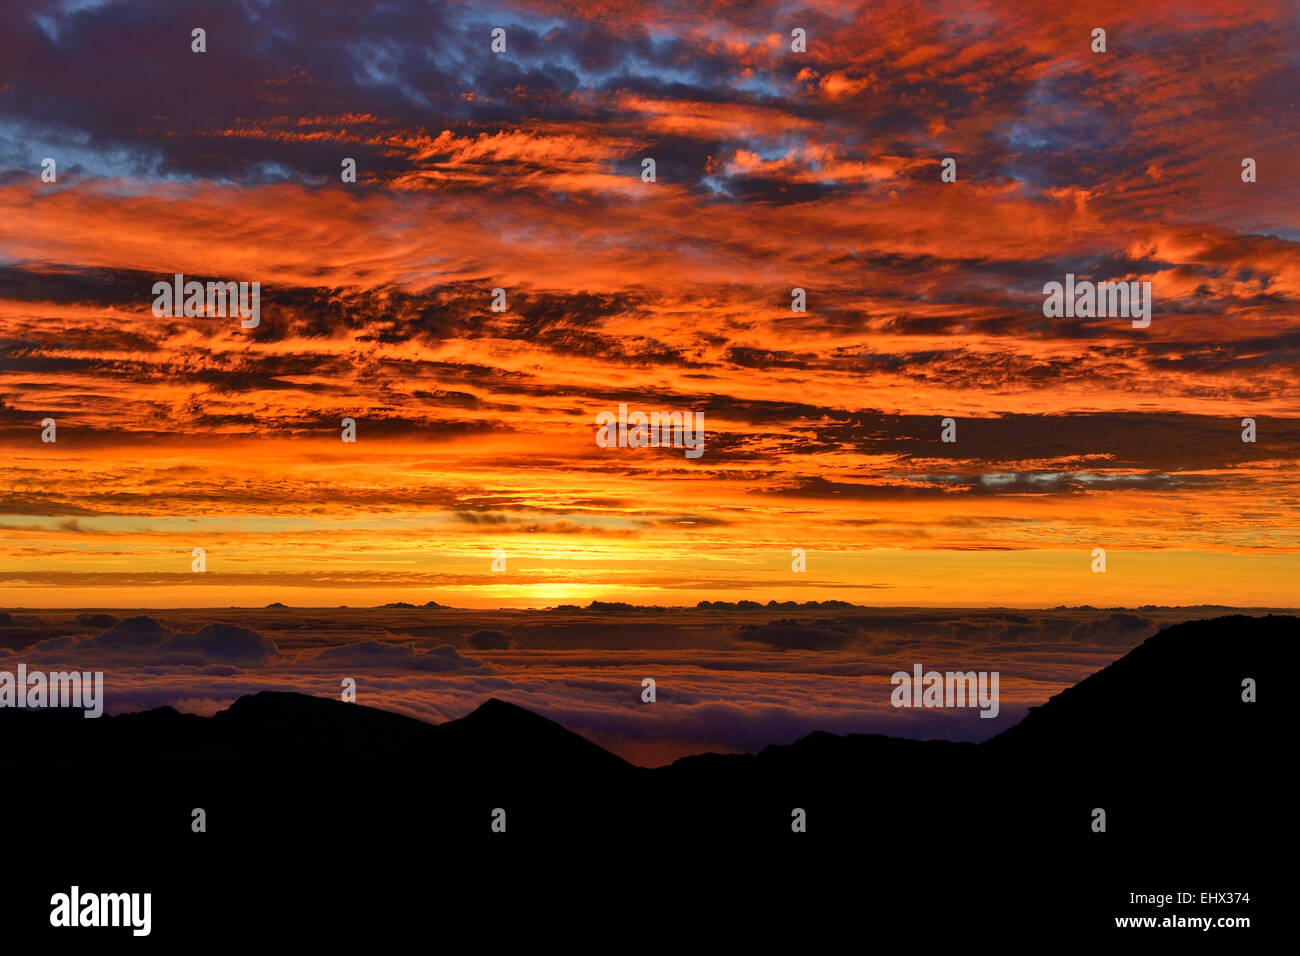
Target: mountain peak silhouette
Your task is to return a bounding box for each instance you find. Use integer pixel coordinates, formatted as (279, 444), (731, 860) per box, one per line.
(986, 613), (1283, 758)
(439, 696), (633, 774)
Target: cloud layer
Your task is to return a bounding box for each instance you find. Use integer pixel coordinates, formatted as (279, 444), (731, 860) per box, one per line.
(0, 604), (1267, 764)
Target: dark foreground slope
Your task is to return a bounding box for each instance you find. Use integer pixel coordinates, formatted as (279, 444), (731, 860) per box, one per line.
(1, 615), (1289, 942)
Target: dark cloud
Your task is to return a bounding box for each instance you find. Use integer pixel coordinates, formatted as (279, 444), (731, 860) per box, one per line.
(91, 615), (175, 648)
(465, 629), (514, 649)
(75, 613), (119, 628)
(1068, 613), (1155, 645)
(737, 618), (859, 650)
(307, 640), (491, 672)
(161, 623), (280, 665)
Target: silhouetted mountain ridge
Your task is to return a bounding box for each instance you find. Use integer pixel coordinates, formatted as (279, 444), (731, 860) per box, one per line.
(0, 614), (1285, 856)
(2, 614), (1285, 941)
(2, 614), (1286, 773)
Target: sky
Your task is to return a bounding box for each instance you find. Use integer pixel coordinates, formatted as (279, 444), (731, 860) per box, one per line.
(1, 0), (1298, 609)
